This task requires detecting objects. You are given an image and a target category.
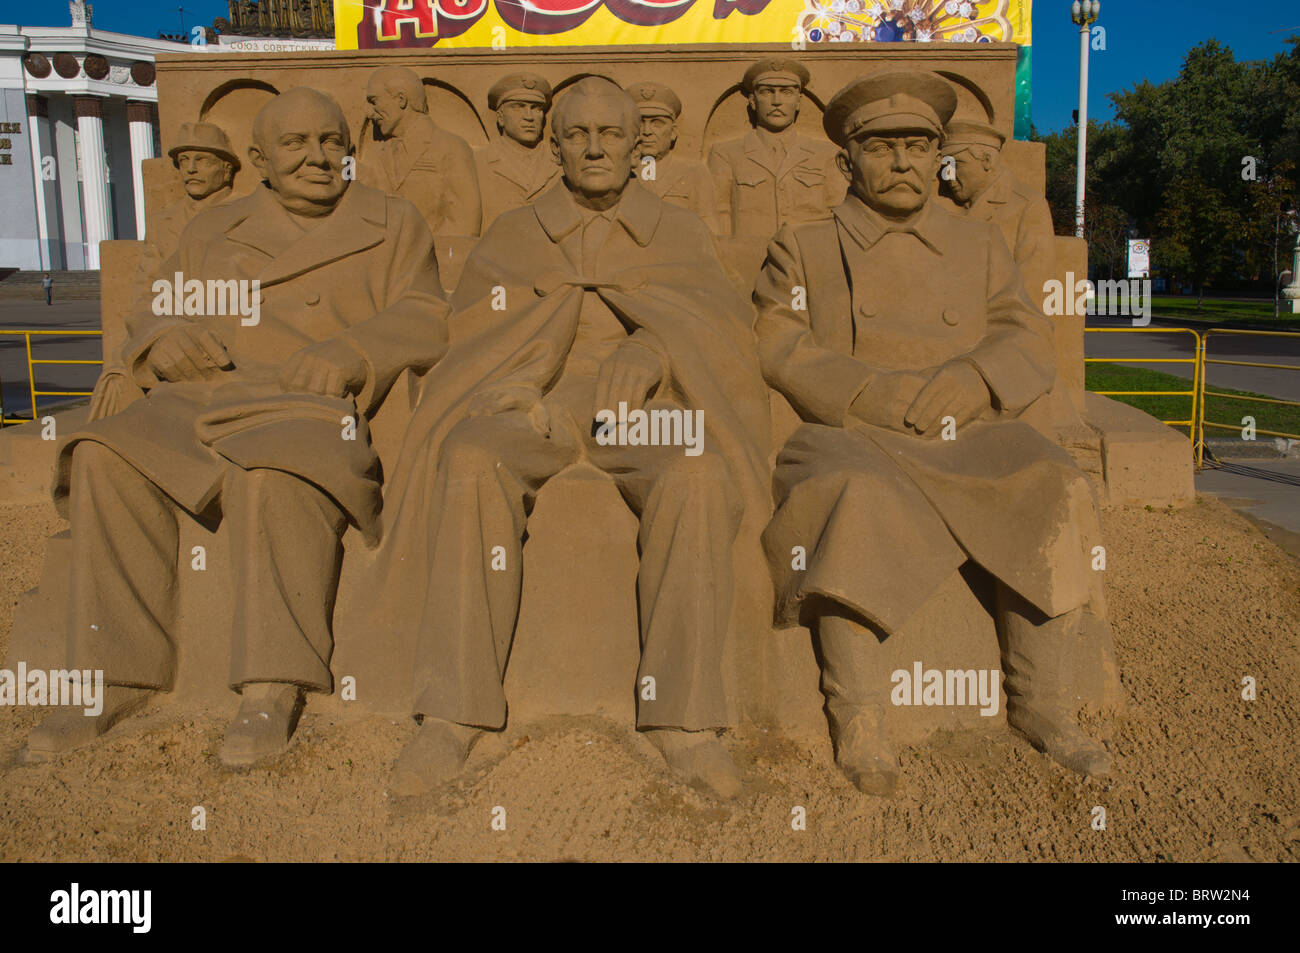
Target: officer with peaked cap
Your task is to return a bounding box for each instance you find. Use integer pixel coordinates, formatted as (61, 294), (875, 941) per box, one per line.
(707, 58), (845, 241)
(941, 118), (1094, 450)
(476, 71), (561, 229)
(625, 80), (718, 231)
(754, 69), (1115, 796)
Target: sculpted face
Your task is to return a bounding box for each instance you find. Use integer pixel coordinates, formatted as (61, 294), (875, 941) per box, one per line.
(365, 79), (405, 137)
(250, 91), (352, 216)
(945, 146), (999, 205)
(749, 81), (801, 132)
(498, 99), (547, 147)
(636, 114), (676, 161)
(841, 133), (941, 218)
(175, 150), (231, 200)
(550, 87), (637, 209)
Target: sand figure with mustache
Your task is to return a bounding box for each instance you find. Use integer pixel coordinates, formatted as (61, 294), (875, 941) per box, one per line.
(755, 70), (1115, 797)
(707, 59), (845, 242)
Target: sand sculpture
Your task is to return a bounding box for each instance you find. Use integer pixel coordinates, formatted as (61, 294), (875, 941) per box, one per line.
(376, 78), (771, 798)
(11, 51), (1135, 802)
(708, 58), (847, 241)
(358, 65), (482, 237)
(26, 87), (448, 767)
(474, 72), (562, 230)
(624, 81), (718, 232)
(754, 70), (1113, 795)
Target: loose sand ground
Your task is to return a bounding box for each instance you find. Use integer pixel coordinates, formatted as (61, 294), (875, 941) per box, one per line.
(1, 495), (1297, 862)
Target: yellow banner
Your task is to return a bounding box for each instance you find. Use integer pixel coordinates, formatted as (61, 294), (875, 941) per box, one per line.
(335, 0), (1031, 51)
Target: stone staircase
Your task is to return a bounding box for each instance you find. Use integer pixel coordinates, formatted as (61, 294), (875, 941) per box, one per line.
(0, 269), (101, 301)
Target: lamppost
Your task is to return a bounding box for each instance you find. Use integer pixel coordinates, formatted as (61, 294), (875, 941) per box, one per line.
(1072, 0), (1101, 239)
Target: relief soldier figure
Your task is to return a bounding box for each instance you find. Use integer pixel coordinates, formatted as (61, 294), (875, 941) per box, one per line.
(359, 66), (482, 237)
(24, 89), (448, 767)
(376, 78), (771, 799)
(625, 80), (717, 232)
(474, 72), (561, 230)
(754, 70), (1113, 796)
(708, 59), (845, 241)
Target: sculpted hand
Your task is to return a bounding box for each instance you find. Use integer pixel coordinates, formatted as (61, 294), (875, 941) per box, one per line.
(146, 324), (233, 383)
(904, 361), (991, 436)
(849, 371), (930, 431)
(466, 383), (551, 437)
(279, 339), (367, 399)
(593, 343), (663, 419)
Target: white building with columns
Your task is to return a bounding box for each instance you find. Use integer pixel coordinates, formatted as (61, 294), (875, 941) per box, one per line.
(0, 2), (191, 271)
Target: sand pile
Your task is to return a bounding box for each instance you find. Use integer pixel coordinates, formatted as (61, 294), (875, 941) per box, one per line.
(1, 495), (1297, 862)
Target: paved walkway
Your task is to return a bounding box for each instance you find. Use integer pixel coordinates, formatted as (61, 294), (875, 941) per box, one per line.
(1195, 458), (1300, 560)
(0, 300), (103, 420)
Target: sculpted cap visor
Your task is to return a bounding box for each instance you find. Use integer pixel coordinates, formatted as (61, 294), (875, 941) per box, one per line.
(824, 71), (958, 146)
(942, 119), (1008, 153)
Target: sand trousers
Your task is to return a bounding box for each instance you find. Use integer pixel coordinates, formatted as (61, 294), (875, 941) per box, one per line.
(66, 441), (347, 693)
(410, 401), (742, 731)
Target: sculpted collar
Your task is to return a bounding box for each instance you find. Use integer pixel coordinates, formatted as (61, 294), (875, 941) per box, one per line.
(533, 177), (662, 248)
(969, 168), (1012, 212)
(833, 192), (945, 256)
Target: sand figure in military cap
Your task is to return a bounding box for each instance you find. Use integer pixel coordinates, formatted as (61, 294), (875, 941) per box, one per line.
(131, 122), (239, 306)
(707, 58), (845, 241)
(941, 119), (1097, 449)
(625, 80), (718, 232)
(475, 72), (562, 229)
(754, 69), (1115, 796)
(358, 65), (482, 237)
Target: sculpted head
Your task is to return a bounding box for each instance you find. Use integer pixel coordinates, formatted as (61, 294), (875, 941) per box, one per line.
(549, 78), (640, 210)
(941, 120), (1007, 206)
(490, 73), (552, 148)
(249, 88), (353, 217)
(168, 122), (239, 200)
(366, 66), (428, 138)
(824, 71), (958, 219)
(743, 60), (810, 134)
(625, 81), (681, 162)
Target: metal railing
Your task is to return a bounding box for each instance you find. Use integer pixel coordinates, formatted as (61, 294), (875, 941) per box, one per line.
(1084, 327), (1203, 437)
(0, 329), (103, 426)
(1197, 329), (1300, 468)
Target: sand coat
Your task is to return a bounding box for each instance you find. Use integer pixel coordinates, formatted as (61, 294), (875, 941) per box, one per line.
(708, 129), (846, 240)
(376, 178), (772, 626)
(53, 182), (448, 543)
(756, 193), (1096, 636)
(474, 135), (561, 230)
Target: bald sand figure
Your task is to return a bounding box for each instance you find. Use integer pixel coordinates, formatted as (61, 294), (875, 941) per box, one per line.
(359, 65), (481, 237)
(25, 87), (447, 766)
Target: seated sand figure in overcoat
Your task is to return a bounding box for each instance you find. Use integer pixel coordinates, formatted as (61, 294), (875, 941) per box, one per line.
(755, 70), (1113, 796)
(375, 78), (771, 799)
(25, 88), (448, 766)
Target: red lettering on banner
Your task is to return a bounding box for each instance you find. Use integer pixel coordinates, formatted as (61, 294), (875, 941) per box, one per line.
(360, 0), (773, 47)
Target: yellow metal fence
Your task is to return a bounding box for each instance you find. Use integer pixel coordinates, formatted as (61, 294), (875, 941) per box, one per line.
(0, 329), (103, 426)
(1085, 326), (1300, 469)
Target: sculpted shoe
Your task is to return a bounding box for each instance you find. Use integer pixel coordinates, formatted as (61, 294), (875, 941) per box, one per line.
(390, 717), (483, 797)
(830, 708), (899, 797)
(25, 686), (155, 760)
(1008, 703), (1111, 777)
(219, 682), (304, 767)
(644, 728), (742, 799)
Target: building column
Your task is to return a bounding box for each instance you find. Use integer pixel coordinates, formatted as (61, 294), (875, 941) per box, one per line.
(26, 94), (59, 270)
(126, 100), (156, 241)
(73, 95), (112, 270)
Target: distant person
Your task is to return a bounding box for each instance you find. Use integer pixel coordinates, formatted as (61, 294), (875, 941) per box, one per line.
(42, 273), (52, 305)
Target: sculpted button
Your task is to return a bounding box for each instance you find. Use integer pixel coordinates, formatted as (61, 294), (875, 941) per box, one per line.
(942, 308), (961, 326)
(306, 293), (320, 306)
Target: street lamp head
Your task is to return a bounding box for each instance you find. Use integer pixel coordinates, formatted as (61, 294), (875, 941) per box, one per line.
(1072, 1), (1081, 18)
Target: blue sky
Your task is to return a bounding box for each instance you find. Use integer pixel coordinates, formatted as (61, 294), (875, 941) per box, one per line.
(3, 0), (1298, 134)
